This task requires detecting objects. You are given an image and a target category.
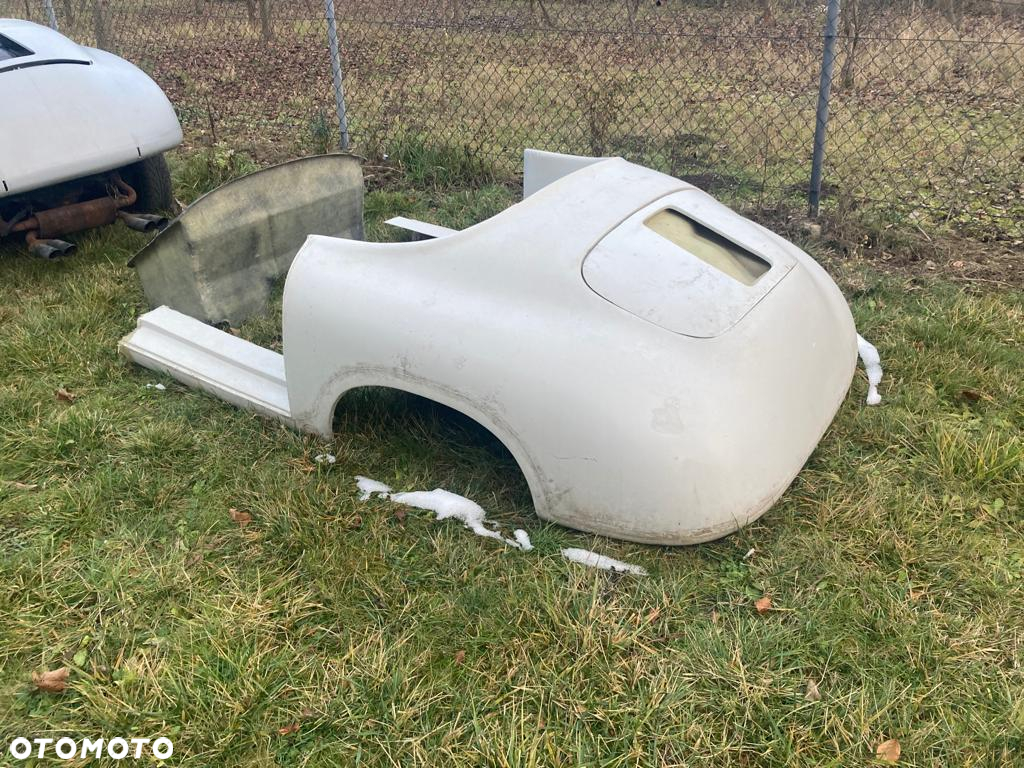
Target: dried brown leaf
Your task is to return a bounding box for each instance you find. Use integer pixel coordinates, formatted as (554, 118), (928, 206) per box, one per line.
(454, 649), (466, 664)
(754, 595), (772, 614)
(277, 723), (300, 736)
(229, 508), (252, 526)
(876, 738), (901, 763)
(55, 387), (76, 403)
(32, 667), (69, 693)
(804, 679), (821, 702)
(393, 506), (407, 523)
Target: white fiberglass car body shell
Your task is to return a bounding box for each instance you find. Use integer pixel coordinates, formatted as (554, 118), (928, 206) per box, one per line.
(122, 151), (858, 545)
(0, 19), (181, 197)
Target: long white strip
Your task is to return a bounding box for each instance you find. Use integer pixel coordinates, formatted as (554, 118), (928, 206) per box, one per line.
(385, 216), (457, 240)
(119, 305), (293, 422)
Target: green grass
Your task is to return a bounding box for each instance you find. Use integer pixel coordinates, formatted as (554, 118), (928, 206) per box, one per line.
(0, 160), (1022, 766)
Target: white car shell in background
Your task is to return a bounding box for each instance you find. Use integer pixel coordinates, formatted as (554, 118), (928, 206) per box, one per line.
(0, 19), (181, 198)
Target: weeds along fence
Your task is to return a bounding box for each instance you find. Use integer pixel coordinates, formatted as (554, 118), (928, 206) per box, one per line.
(3, 0), (1023, 240)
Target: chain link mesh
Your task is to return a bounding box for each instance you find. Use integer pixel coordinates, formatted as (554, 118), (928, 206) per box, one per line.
(2, 0), (1021, 240)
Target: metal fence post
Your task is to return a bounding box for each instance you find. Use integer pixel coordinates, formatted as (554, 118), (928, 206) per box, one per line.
(808, 0), (841, 218)
(323, 0), (351, 151)
(43, 0), (58, 29)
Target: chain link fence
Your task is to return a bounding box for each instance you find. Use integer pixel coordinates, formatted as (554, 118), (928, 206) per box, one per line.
(3, 0), (1022, 240)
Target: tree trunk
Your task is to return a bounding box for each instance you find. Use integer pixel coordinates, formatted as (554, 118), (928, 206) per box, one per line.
(259, 0), (273, 41)
(93, 0), (109, 51)
(839, 0), (859, 91)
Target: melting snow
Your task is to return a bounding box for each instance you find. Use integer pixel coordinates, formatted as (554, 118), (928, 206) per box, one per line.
(146, 383), (166, 391)
(355, 477), (530, 549)
(314, 453), (337, 465)
(513, 529), (533, 551)
(390, 489), (511, 545)
(355, 475), (393, 501)
(856, 334), (883, 406)
(561, 547), (648, 576)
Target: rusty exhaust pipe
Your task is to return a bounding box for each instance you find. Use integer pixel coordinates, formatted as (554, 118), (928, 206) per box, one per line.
(118, 211), (169, 232)
(8, 175), (140, 257)
(26, 230), (76, 259)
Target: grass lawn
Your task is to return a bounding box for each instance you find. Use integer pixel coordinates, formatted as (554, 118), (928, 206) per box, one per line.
(0, 159), (1021, 766)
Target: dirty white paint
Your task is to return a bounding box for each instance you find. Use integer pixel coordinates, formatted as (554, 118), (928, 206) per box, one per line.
(561, 547), (648, 576)
(856, 334), (883, 406)
(355, 475), (393, 501)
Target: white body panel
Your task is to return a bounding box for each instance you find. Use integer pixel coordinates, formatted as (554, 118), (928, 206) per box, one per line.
(0, 19), (182, 197)
(122, 155), (857, 545)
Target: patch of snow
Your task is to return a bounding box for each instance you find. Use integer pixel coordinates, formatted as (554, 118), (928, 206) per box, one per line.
(146, 383), (166, 391)
(390, 489), (509, 544)
(856, 334), (883, 406)
(561, 547), (647, 576)
(356, 477), (532, 550)
(355, 475), (392, 501)
(314, 453), (336, 464)
(512, 529), (533, 551)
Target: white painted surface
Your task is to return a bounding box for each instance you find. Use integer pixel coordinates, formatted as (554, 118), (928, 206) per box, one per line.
(283, 154), (858, 545)
(0, 19), (182, 197)
(523, 148), (606, 197)
(385, 216), (457, 239)
(118, 306), (291, 423)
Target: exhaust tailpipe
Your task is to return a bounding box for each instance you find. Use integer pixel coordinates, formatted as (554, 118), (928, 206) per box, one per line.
(118, 212), (169, 232)
(26, 231), (76, 259)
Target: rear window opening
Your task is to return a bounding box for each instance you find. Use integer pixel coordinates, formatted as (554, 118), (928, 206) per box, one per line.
(0, 33), (32, 62)
(645, 208), (770, 285)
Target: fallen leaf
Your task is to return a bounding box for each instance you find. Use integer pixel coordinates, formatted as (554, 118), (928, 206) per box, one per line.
(876, 738), (901, 763)
(754, 595), (772, 614)
(393, 507), (407, 523)
(958, 388), (984, 402)
(951, 260), (965, 268)
(349, 514), (363, 529)
(454, 650), (466, 664)
(229, 508), (252, 527)
(805, 679), (821, 702)
(55, 387), (76, 403)
(277, 723), (300, 736)
(32, 667), (69, 693)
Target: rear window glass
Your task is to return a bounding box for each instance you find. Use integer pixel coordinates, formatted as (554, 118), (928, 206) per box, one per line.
(645, 208), (770, 286)
(0, 33), (32, 62)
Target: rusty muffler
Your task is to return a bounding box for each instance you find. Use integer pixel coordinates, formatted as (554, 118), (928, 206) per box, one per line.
(8, 176), (140, 256)
(31, 196), (119, 238)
